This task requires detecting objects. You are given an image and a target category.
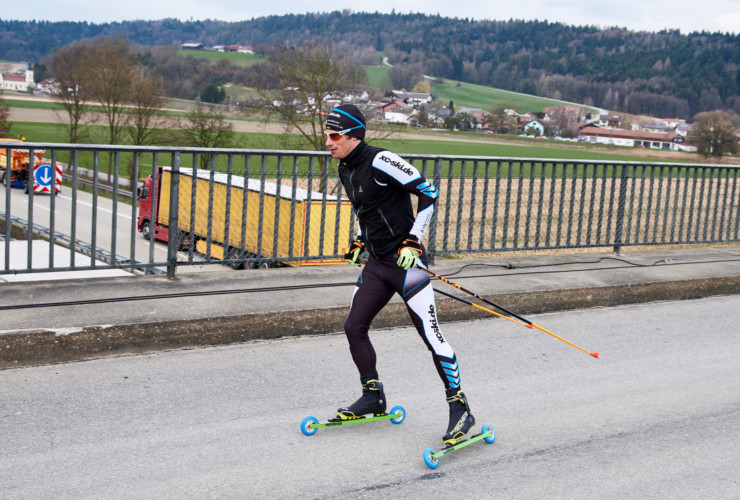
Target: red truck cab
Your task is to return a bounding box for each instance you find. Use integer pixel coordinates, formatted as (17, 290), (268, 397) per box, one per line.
(137, 171), (170, 243)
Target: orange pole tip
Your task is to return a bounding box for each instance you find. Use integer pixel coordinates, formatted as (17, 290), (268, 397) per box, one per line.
(592, 352), (599, 359)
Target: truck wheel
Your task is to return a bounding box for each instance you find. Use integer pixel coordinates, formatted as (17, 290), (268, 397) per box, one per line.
(227, 248), (244, 270)
(141, 221), (152, 240)
(176, 230), (191, 251)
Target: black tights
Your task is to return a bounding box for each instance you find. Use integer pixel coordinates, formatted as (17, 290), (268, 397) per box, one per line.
(343, 253), (461, 390)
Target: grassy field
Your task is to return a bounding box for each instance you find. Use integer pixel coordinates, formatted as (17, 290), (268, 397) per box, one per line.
(374, 136), (661, 162)
(10, 122), (68, 142)
(222, 84), (262, 103)
(361, 65), (563, 114)
(8, 120), (675, 163)
(364, 65), (391, 89)
(5, 98), (65, 110)
(9, 121), (291, 149)
(430, 79), (573, 114)
(177, 50), (263, 67)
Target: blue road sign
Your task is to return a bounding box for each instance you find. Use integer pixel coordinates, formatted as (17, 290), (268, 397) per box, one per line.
(34, 164), (52, 187)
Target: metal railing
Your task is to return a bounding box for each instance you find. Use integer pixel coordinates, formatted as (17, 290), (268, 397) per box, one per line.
(2, 142), (739, 278)
(423, 158), (740, 255)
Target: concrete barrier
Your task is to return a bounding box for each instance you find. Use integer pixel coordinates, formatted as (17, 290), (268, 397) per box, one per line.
(2, 275), (738, 369)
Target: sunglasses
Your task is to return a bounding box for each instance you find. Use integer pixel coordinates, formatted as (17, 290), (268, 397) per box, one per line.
(324, 125), (364, 141)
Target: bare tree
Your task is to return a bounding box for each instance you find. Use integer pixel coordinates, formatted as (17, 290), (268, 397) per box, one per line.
(86, 37), (136, 149)
(412, 81), (432, 94)
(548, 106), (580, 136)
(48, 42), (93, 144)
(126, 70), (168, 146)
(689, 110), (740, 158)
(487, 101), (517, 134)
(389, 64), (424, 91)
(123, 71), (169, 187)
(256, 39), (366, 152)
(178, 102), (236, 169)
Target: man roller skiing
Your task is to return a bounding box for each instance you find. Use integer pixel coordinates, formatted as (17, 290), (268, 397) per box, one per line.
(325, 104), (475, 446)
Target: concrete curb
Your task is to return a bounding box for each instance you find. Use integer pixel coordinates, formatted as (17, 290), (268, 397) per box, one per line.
(3, 275), (738, 369)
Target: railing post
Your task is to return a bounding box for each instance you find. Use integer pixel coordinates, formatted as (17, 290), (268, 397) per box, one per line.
(167, 152), (180, 278)
(427, 158), (443, 265)
(613, 164), (630, 254)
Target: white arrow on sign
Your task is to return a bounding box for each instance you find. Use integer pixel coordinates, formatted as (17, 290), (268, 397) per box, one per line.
(34, 165), (52, 186)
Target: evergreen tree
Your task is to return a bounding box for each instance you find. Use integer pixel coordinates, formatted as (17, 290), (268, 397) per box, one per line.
(200, 83), (226, 104)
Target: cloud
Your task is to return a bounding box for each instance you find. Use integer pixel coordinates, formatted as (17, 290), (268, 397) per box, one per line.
(713, 11), (740, 33)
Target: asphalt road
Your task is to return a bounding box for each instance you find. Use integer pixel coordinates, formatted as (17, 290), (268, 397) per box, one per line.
(1, 183), (170, 267)
(2, 296), (739, 499)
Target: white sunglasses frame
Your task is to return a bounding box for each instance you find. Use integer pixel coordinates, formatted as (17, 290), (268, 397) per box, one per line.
(323, 124), (364, 139)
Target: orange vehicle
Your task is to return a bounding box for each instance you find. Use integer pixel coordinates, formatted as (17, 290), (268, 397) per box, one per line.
(0, 138), (61, 194)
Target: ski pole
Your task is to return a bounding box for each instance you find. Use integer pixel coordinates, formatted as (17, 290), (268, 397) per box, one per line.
(418, 267), (531, 324)
(422, 268), (599, 359)
(361, 255), (526, 325)
(433, 287), (531, 328)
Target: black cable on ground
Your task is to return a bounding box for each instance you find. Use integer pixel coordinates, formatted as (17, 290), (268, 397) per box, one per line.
(441, 256), (740, 278)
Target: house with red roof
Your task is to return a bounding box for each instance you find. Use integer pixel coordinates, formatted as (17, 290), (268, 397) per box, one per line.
(578, 125), (696, 152)
(1, 64), (34, 93)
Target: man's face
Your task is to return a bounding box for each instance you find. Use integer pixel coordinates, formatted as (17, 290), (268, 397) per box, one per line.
(325, 132), (360, 160)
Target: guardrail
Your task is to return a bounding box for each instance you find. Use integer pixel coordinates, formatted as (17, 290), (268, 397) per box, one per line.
(2, 142), (739, 278)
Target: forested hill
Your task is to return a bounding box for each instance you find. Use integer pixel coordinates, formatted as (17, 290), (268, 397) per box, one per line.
(1, 12), (739, 119)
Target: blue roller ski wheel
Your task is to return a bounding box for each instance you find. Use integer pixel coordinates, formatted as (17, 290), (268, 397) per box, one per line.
(423, 447), (439, 469)
(482, 424), (495, 443)
(389, 405), (406, 424)
(301, 416), (319, 436)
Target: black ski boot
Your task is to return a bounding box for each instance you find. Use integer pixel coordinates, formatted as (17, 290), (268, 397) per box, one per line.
(443, 388), (475, 445)
(337, 378), (387, 420)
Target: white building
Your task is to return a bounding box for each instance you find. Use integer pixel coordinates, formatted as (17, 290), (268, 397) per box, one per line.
(385, 110), (414, 124)
(579, 126), (696, 152)
(523, 120), (545, 136)
(390, 90), (432, 105)
(1, 64), (34, 93)
(34, 78), (60, 95)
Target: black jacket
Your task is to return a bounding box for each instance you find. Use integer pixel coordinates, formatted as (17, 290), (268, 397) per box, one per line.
(337, 141), (438, 258)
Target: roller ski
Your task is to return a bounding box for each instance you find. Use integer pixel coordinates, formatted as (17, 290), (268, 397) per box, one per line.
(301, 379), (406, 436)
(423, 389), (495, 468)
(423, 425), (495, 468)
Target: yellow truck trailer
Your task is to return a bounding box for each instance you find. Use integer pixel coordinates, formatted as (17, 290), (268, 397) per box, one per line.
(138, 167), (353, 267)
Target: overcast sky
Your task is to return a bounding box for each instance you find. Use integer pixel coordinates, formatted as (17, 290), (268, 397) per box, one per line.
(3, 0), (739, 34)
